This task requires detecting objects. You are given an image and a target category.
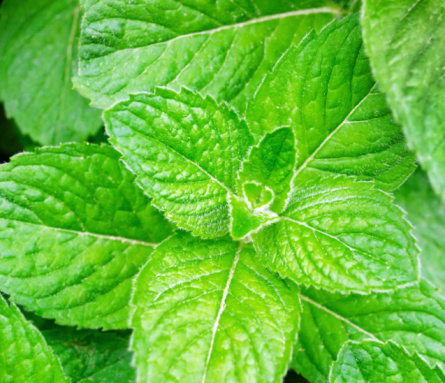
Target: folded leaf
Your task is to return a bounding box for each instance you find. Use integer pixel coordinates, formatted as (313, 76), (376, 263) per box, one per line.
(362, 0), (445, 203)
(247, 14), (416, 191)
(0, 295), (68, 383)
(131, 233), (300, 383)
(252, 175), (418, 292)
(236, 127), (297, 214)
(0, 144), (173, 329)
(293, 280), (445, 383)
(395, 170), (445, 293)
(0, 0), (102, 145)
(105, 88), (253, 239)
(330, 340), (445, 383)
(75, 0), (339, 110)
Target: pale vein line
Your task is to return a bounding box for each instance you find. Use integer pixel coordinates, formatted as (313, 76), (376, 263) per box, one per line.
(293, 83), (378, 179)
(3, 218), (156, 247)
(299, 294), (380, 341)
(112, 7), (341, 54)
(201, 245), (242, 383)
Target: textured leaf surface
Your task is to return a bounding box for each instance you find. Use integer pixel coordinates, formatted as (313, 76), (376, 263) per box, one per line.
(330, 340), (445, 383)
(236, 127), (297, 214)
(396, 170), (445, 293)
(362, 0), (445, 203)
(75, 0), (339, 111)
(0, 0), (102, 145)
(41, 326), (135, 383)
(0, 295), (68, 383)
(247, 14), (415, 191)
(105, 88), (252, 239)
(292, 280), (445, 383)
(252, 175), (418, 292)
(131, 233), (300, 383)
(0, 143), (173, 329)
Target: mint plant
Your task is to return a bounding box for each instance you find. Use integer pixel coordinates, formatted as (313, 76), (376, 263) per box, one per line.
(1, 1), (445, 382)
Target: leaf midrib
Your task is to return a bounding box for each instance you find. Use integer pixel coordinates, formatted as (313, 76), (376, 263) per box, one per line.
(292, 83), (378, 180)
(0, 217), (157, 247)
(88, 7), (341, 57)
(299, 293), (379, 341)
(201, 245), (242, 383)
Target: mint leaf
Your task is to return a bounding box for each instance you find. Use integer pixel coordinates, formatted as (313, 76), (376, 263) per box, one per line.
(330, 340), (445, 383)
(230, 127), (297, 239)
(396, 170), (445, 294)
(0, 295), (68, 383)
(362, 0), (445, 204)
(237, 127), (297, 214)
(75, 0), (339, 111)
(0, 143), (173, 329)
(105, 88), (253, 239)
(247, 14), (416, 191)
(293, 280), (445, 382)
(131, 233), (300, 383)
(252, 174), (418, 292)
(0, 0), (102, 145)
(42, 327), (135, 383)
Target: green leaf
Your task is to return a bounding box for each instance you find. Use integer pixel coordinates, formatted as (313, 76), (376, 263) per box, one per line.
(236, 127), (297, 214)
(41, 327), (135, 383)
(0, 295), (68, 383)
(330, 340), (445, 383)
(292, 280), (445, 383)
(0, 143), (173, 329)
(362, 0), (445, 203)
(131, 233), (300, 383)
(0, 0), (102, 145)
(395, 170), (445, 294)
(74, 0), (339, 111)
(104, 88), (253, 239)
(247, 14), (416, 192)
(252, 174), (418, 292)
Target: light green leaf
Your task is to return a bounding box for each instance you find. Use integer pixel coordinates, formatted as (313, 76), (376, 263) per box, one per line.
(41, 326), (135, 383)
(104, 88), (253, 239)
(0, 143), (173, 329)
(0, 0), (102, 145)
(0, 295), (68, 383)
(395, 170), (445, 294)
(236, 127), (297, 214)
(74, 0), (339, 111)
(292, 280), (445, 383)
(362, 0), (445, 204)
(252, 174), (418, 292)
(131, 233), (300, 383)
(247, 14), (416, 191)
(330, 340), (445, 383)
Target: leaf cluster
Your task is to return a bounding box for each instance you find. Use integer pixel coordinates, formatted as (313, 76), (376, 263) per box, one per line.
(0, 0), (445, 382)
